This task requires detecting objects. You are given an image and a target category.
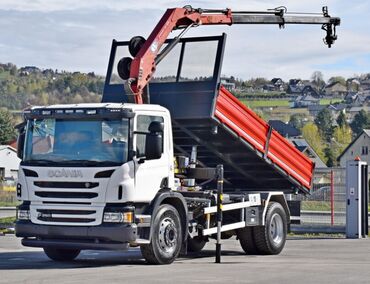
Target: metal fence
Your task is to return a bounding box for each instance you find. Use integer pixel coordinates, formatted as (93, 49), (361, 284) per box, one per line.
(0, 180), (17, 206)
(291, 167), (347, 230)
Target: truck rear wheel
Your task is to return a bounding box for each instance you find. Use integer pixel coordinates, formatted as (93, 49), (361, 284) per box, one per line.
(43, 247), (80, 261)
(140, 204), (182, 264)
(253, 202), (287, 255)
(237, 227), (259, 254)
(187, 236), (206, 253)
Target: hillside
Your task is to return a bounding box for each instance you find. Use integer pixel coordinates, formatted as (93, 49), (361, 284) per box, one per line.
(0, 63), (104, 110)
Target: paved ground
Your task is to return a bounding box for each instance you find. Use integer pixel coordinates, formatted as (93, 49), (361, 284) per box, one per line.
(1, 235), (370, 284)
(0, 209), (16, 219)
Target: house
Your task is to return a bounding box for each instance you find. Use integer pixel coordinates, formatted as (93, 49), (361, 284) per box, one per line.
(360, 79), (370, 91)
(0, 146), (21, 180)
(327, 104), (347, 121)
(220, 77), (236, 91)
(338, 129), (370, 170)
(287, 79), (304, 95)
(270, 78), (285, 91)
(301, 85), (320, 98)
(308, 105), (326, 117)
(345, 93), (368, 107)
(19, 66), (41, 76)
(347, 106), (370, 121)
(347, 78), (361, 92)
(324, 82), (347, 97)
(289, 138), (327, 168)
(268, 120), (301, 138)
(291, 94), (319, 108)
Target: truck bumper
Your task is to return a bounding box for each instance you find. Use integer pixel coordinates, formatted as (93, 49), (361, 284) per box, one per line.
(15, 221), (137, 250)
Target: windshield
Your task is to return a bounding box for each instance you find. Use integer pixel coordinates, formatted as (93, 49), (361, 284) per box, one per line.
(23, 118), (129, 166)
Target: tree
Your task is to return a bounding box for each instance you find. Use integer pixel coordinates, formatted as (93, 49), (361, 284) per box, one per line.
(314, 108), (333, 141)
(336, 111), (347, 128)
(324, 148), (335, 167)
(331, 125), (352, 165)
(328, 76), (346, 86)
(311, 71), (325, 89)
(0, 109), (16, 144)
(350, 110), (369, 137)
(289, 113), (306, 130)
(302, 122), (325, 162)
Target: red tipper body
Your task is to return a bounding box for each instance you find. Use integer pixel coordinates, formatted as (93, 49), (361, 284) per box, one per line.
(215, 86), (314, 192)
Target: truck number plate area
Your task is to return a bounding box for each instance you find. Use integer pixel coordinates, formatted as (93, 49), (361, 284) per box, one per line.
(248, 194), (261, 206)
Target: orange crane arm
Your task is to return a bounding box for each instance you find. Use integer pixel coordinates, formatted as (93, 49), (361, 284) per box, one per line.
(118, 6), (340, 104)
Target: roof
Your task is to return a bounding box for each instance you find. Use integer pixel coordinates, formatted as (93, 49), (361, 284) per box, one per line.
(337, 129), (370, 161)
(348, 106), (370, 112)
(289, 138), (327, 168)
(271, 78), (283, 84)
(328, 103), (347, 111)
(268, 120), (301, 137)
(308, 105), (326, 112)
(289, 79), (302, 85)
(325, 81), (346, 89)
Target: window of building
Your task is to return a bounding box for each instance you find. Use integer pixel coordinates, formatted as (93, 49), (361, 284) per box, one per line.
(136, 115), (164, 159)
(362, 146), (368, 155)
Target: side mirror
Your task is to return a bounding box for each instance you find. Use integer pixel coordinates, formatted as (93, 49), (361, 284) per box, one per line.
(145, 121), (163, 160)
(17, 126), (26, 160)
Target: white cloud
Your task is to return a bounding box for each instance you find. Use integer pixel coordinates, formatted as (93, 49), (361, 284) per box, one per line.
(0, 0), (368, 80)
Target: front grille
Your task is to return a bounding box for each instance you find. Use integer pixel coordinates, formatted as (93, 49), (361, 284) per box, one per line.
(37, 217), (95, 223)
(36, 208), (96, 223)
(34, 181), (99, 189)
(37, 209), (95, 215)
(42, 201), (91, 205)
(35, 191), (98, 199)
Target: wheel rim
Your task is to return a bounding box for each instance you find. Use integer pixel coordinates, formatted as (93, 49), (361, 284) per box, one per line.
(158, 217), (178, 255)
(269, 213), (284, 245)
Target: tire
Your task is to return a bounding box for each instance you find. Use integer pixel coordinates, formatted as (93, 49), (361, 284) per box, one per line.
(253, 202), (287, 255)
(187, 236), (206, 253)
(129, 36), (146, 57)
(117, 57), (132, 80)
(140, 204), (182, 264)
(43, 247), (80, 261)
(237, 226), (259, 254)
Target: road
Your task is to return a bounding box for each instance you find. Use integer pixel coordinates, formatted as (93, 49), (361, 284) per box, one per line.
(0, 208), (16, 219)
(1, 235), (370, 283)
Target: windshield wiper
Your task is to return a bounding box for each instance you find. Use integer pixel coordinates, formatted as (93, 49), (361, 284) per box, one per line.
(25, 159), (61, 165)
(61, 160), (122, 167)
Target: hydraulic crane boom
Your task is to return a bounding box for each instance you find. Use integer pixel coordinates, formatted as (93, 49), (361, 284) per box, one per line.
(117, 6), (340, 104)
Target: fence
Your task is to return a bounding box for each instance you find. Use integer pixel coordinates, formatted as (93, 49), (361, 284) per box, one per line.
(291, 167), (347, 231)
(0, 180), (17, 206)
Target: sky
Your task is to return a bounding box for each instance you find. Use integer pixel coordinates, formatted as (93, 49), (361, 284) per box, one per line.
(0, 0), (369, 81)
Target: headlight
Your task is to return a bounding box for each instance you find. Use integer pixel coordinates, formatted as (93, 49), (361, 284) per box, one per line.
(18, 210), (30, 220)
(103, 212), (133, 223)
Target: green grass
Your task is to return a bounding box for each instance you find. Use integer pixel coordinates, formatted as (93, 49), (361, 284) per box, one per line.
(240, 98), (344, 108)
(241, 99), (290, 108)
(302, 201), (370, 212)
(0, 216), (16, 234)
(0, 201), (19, 207)
(301, 201), (331, 211)
(0, 216), (16, 225)
(319, 99), (343, 105)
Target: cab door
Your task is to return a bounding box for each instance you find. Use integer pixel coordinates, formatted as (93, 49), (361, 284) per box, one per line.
(133, 113), (169, 202)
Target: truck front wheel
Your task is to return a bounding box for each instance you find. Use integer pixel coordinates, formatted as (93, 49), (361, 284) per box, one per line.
(140, 204), (182, 264)
(253, 202), (287, 255)
(43, 247), (80, 261)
